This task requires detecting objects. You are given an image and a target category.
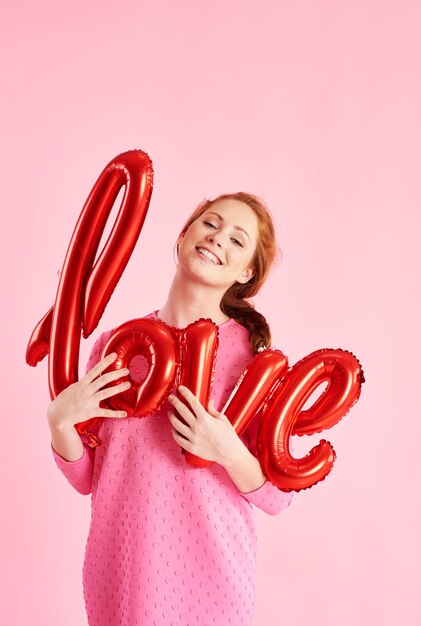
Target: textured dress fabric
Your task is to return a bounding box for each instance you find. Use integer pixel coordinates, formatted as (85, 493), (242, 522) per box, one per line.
(51, 311), (293, 626)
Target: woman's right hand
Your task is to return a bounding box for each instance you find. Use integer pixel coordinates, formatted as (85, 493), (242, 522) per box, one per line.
(47, 352), (131, 431)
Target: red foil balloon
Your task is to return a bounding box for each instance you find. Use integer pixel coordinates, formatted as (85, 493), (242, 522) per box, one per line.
(25, 150), (365, 489)
(26, 149), (154, 446)
(257, 349), (365, 492)
(222, 349), (289, 435)
(87, 316), (220, 464)
(291, 349), (364, 436)
(100, 318), (180, 416)
(177, 318), (219, 468)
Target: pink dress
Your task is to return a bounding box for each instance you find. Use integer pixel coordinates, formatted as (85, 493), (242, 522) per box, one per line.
(52, 311), (293, 626)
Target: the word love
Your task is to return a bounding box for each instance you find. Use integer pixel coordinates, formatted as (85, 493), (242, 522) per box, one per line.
(25, 148), (364, 492)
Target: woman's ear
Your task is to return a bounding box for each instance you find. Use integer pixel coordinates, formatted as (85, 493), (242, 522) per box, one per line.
(174, 233), (185, 265)
(175, 234), (184, 253)
(237, 266), (255, 284)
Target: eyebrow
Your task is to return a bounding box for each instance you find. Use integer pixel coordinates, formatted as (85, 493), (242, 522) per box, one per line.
(205, 211), (251, 242)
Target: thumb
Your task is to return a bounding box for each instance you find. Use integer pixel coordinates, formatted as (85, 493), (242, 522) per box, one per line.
(208, 398), (229, 422)
(207, 397), (221, 417)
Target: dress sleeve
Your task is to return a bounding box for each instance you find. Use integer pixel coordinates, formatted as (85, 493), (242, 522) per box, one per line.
(50, 332), (106, 495)
(238, 408), (295, 516)
(51, 441), (95, 495)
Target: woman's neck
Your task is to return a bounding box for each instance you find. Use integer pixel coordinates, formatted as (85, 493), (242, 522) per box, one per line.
(157, 270), (230, 328)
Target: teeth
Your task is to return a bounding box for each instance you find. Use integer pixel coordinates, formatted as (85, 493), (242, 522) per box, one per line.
(197, 247), (220, 264)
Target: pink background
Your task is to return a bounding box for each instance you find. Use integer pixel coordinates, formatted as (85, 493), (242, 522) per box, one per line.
(1, 1), (420, 624)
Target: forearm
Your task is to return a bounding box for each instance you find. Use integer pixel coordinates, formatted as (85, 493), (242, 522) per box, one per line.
(222, 443), (266, 494)
(48, 417), (84, 462)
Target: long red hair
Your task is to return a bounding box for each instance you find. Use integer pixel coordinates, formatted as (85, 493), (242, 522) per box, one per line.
(176, 192), (278, 353)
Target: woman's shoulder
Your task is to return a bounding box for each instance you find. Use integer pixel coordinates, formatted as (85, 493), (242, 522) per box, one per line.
(219, 316), (249, 334)
(217, 318), (255, 362)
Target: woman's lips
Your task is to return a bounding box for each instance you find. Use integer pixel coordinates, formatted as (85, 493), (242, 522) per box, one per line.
(195, 246), (222, 264)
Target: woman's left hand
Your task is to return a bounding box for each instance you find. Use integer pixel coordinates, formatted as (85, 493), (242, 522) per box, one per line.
(167, 385), (246, 466)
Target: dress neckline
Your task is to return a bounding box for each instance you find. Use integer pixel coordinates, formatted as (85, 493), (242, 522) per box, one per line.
(151, 309), (235, 330)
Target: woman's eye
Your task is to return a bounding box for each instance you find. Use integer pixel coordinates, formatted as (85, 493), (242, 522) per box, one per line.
(203, 220), (243, 246)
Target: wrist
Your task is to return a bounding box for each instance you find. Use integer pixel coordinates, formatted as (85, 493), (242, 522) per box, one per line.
(47, 410), (74, 434)
(223, 446), (267, 493)
(221, 442), (253, 470)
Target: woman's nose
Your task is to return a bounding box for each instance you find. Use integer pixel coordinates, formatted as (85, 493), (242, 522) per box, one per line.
(206, 232), (223, 247)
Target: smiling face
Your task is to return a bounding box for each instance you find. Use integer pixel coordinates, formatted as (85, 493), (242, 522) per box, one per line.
(177, 198), (260, 291)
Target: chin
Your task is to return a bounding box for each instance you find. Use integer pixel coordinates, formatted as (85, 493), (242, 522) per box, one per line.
(179, 258), (221, 286)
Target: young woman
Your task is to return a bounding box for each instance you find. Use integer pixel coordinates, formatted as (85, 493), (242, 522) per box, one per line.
(48, 192), (294, 626)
